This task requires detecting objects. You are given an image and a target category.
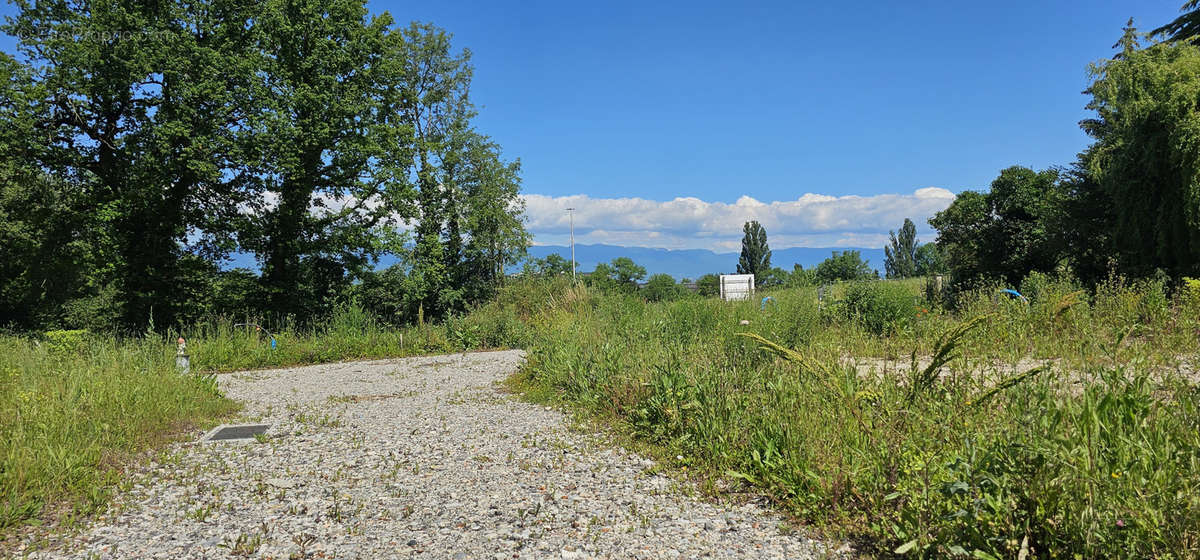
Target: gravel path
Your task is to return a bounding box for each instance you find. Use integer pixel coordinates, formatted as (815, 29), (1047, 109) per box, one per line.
(36, 351), (842, 559)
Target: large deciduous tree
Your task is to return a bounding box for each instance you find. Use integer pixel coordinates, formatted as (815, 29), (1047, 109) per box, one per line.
(929, 166), (1064, 287)
(737, 220), (771, 278)
(243, 0), (404, 322)
(0, 2), (527, 330)
(3, 0), (258, 329)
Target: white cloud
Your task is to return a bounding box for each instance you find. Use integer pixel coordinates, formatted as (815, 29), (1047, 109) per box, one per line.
(523, 188), (955, 250)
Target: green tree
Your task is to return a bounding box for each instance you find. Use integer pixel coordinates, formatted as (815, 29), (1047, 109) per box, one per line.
(243, 0), (404, 322)
(526, 254), (572, 277)
(454, 135), (530, 299)
(884, 218), (919, 278)
(210, 269), (263, 319)
(354, 265), (407, 325)
(4, 0), (258, 328)
(586, 257), (645, 292)
(587, 262), (615, 290)
(0, 174), (101, 329)
(642, 273), (681, 302)
(928, 190), (992, 283)
(913, 243), (946, 276)
(609, 257), (647, 286)
(1154, 2), (1200, 44)
(1054, 162), (1114, 285)
(815, 251), (873, 283)
(1083, 24), (1200, 278)
(736, 220), (772, 278)
(696, 273), (720, 296)
(929, 166), (1063, 286)
(0, 52), (98, 329)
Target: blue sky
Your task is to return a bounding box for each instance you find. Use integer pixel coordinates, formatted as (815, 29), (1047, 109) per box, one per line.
(0, 1), (1185, 251)
(373, 0), (1183, 250)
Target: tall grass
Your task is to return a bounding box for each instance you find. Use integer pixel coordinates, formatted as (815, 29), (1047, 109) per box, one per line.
(5, 274), (1199, 558)
(0, 334), (235, 530)
(0, 299), (532, 532)
(508, 276), (1200, 557)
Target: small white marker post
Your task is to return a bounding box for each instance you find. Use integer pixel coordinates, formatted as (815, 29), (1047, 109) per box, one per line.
(176, 336), (190, 375)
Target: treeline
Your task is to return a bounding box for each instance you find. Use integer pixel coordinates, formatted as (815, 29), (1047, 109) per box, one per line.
(925, 18), (1200, 292)
(521, 246), (888, 302)
(0, 1), (528, 332)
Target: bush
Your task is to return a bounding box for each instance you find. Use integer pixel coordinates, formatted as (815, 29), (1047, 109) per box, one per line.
(1182, 277), (1200, 323)
(815, 250), (874, 283)
(643, 273), (682, 302)
(42, 329), (88, 354)
(696, 274), (719, 297)
(841, 281), (918, 335)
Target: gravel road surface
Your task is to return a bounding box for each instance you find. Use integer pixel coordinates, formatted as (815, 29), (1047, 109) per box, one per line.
(35, 351), (842, 559)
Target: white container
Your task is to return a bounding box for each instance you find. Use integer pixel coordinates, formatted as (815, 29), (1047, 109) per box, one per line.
(719, 274), (755, 301)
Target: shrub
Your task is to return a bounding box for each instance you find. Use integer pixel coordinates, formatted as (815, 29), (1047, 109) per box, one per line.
(696, 274), (719, 297)
(42, 329), (88, 354)
(1182, 277), (1200, 320)
(643, 273), (682, 302)
(841, 281), (918, 335)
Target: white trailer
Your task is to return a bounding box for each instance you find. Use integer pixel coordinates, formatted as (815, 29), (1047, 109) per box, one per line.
(719, 274), (755, 301)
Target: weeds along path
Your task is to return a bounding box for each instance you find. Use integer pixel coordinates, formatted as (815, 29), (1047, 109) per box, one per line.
(33, 351), (839, 559)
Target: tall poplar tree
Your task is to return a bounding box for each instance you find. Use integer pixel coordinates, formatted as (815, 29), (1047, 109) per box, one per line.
(737, 220), (771, 278)
(884, 218), (919, 278)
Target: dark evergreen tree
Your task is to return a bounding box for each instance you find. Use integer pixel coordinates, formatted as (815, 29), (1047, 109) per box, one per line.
(1154, 2), (1200, 44)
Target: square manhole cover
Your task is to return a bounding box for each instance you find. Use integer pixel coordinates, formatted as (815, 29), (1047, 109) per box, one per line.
(201, 423), (271, 442)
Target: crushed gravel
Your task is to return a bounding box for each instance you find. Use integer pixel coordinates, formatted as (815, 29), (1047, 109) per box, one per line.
(31, 351), (845, 559)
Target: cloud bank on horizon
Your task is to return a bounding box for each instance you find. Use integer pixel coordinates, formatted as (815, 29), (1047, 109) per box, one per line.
(523, 188), (956, 251)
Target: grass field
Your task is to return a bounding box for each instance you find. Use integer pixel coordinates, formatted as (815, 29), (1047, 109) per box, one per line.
(3, 275), (1199, 558)
(0, 304), (515, 535)
(504, 275), (1200, 558)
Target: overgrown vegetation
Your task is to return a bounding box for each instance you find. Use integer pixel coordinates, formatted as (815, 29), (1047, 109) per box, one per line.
(503, 275), (1200, 558)
(6, 2), (1200, 558)
(0, 299), (536, 533)
(0, 1), (528, 332)
(0, 334), (234, 531)
(4, 272), (1200, 558)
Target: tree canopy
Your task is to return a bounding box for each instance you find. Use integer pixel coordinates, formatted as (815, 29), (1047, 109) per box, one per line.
(0, 1), (528, 330)
(737, 220), (771, 279)
(1153, 1), (1200, 44)
(815, 251), (874, 283)
(884, 218), (919, 278)
(929, 166), (1063, 287)
(1082, 24), (1200, 278)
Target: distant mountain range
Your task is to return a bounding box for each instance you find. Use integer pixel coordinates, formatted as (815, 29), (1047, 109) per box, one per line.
(222, 244), (887, 281)
(524, 244), (886, 280)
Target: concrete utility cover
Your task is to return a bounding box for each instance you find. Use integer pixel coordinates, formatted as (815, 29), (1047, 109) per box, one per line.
(201, 423), (270, 442)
